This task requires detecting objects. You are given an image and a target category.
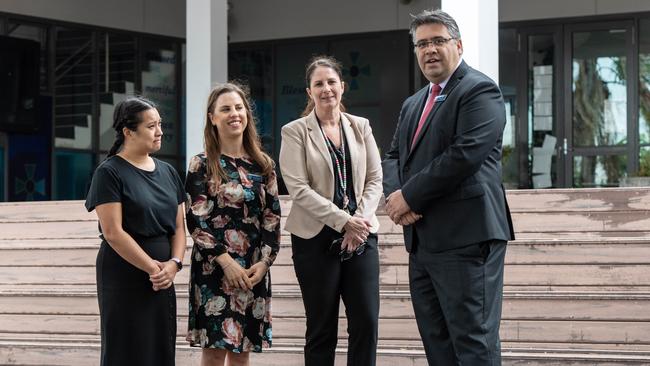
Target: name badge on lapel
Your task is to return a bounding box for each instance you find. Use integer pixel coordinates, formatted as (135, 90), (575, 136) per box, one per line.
(247, 173), (265, 183)
(434, 94), (447, 103)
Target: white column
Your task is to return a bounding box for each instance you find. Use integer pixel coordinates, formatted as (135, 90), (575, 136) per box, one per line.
(186, 0), (228, 166)
(441, 0), (499, 83)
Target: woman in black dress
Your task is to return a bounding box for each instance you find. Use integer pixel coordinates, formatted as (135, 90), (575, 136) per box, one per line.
(85, 97), (186, 366)
(185, 82), (280, 366)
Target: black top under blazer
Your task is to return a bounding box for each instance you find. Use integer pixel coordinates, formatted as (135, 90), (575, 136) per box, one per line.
(382, 61), (515, 253)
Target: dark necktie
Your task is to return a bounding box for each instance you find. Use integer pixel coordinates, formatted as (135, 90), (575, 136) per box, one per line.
(411, 84), (442, 148)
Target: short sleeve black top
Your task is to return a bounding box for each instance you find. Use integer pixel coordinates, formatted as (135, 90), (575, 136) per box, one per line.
(84, 155), (185, 239)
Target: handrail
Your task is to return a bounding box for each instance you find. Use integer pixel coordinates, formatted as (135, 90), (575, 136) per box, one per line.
(54, 39), (92, 81)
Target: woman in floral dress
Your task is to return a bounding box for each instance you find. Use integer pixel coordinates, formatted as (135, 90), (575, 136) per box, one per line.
(185, 82), (281, 366)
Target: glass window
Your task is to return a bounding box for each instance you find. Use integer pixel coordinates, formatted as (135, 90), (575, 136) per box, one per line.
(54, 150), (94, 200)
(274, 41), (327, 158)
(229, 47), (273, 153)
(98, 33), (136, 151)
(640, 146), (650, 177)
(499, 28), (519, 188)
(141, 38), (179, 157)
(331, 37), (383, 152)
(181, 43), (186, 164)
(8, 134), (50, 201)
(7, 22), (49, 90)
(0, 34), (40, 134)
(572, 29), (627, 147)
(331, 32), (411, 156)
(639, 19), (650, 179)
(529, 34), (558, 189)
(573, 154), (626, 187)
(53, 27), (93, 150)
(331, 38), (381, 106)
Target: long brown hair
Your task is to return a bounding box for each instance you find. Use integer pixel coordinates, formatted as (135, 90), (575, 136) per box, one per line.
(300, 55), (347, 117)
(203, 82), (274, 182)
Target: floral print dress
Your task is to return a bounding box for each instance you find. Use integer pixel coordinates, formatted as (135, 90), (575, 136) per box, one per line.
(185, 153), (281, 353)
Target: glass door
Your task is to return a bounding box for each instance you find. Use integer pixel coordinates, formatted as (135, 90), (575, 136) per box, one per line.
(565, 21), (635, 187)
(500, 26), (566, 189)
(499, 28), (520, 188)
(522, 27), (565, 188)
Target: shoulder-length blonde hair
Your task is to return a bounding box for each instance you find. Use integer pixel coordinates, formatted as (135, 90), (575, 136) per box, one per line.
(203, 82), (274, 182)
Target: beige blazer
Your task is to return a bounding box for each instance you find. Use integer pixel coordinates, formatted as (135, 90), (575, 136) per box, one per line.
(279, 110), (383, 239)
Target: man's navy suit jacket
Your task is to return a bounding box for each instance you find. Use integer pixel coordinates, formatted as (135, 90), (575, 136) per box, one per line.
(382, 61), (515, 253)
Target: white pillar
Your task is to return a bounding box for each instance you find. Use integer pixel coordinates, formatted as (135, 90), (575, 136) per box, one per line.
(441, 0), (499, 84)
(186, 0), (228, 166)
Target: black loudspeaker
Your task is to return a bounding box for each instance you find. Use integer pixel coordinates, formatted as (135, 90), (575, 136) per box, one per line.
(0, 35), (40, 133)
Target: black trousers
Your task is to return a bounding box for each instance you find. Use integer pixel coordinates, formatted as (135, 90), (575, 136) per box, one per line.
(409, 240), (507, 366)
(291, 227), (380, 366)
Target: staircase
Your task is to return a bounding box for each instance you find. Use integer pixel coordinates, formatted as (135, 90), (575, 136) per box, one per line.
(54, 30), (137, 151)
(53, 29), (93, 149)
(1, 188), (650, 365)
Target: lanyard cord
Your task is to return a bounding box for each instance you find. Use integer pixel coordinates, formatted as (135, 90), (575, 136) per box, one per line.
(320, 121), (348, 197)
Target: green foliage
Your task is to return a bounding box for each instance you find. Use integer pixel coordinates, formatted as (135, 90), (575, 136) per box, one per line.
(639, 148), (650, 177)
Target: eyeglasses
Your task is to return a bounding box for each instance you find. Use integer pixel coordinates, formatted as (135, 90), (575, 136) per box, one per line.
(414, 37), (455, 51)
(330, 238), (367, 262)
(339, 241), (366, 262)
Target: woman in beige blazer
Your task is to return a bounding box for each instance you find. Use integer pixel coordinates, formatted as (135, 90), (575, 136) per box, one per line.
(279, 56), (383, 366)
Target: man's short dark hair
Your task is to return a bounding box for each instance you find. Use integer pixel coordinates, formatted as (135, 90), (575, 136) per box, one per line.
(409, 9), (461, 43)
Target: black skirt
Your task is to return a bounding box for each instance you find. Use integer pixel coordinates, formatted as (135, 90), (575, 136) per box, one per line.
(96, 235), (176, 366)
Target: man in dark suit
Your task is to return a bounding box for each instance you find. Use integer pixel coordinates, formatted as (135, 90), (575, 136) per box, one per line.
(382, 9), (515, 366)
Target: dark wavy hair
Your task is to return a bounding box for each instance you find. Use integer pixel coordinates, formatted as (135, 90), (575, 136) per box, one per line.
(107, 96), (158, 157)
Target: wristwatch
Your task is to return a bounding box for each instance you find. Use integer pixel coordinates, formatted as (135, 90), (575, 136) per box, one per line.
(171, 257), (183, 271)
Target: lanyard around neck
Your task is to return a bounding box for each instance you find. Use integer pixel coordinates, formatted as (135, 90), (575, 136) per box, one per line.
(319, 120), (347, 194)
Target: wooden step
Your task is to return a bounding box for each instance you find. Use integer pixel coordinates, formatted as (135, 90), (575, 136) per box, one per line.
(3, 263), (650, 287)
(0, 313), (649, 346)
(4, 341), (650, 366)
(3, 211), (650, 239)
(4, 234), (650, 249)
(2, 288), (650, 322)
(503, 187), (650, 213)
(4, 332), (650, 355)
(3, 240), (650, 267)
(2, 333), (650, 364)
(0, 339), (428, 366)
(3, 235), (650, 248)
(1, 189), (650, 364)
(3, 341), (650, 366)
(2, 187), (650, 221)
